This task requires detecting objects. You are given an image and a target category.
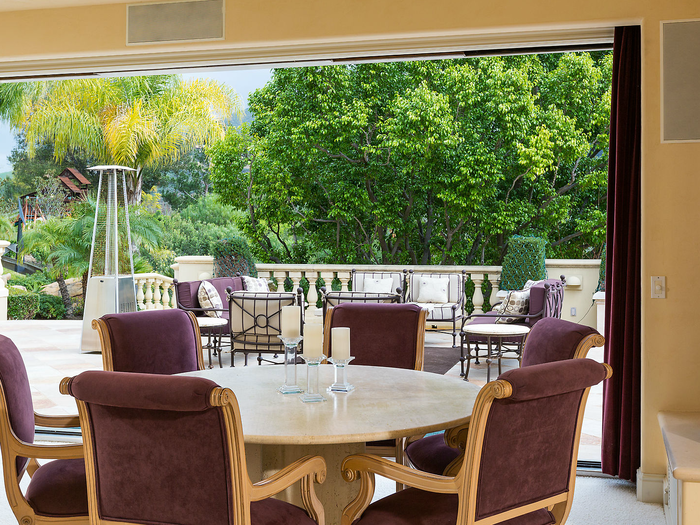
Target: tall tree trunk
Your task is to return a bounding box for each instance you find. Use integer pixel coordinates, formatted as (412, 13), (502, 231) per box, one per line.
(125, 167), (143, 205)
(56, 274), (74, 319)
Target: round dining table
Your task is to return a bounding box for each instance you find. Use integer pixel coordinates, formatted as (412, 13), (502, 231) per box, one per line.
(182, 364), (480, 525)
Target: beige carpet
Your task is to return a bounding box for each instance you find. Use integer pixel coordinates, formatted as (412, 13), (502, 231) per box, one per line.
(370, 474), (665, 524)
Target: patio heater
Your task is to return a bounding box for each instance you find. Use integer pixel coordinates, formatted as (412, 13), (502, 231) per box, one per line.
(80, 165), (138, 353)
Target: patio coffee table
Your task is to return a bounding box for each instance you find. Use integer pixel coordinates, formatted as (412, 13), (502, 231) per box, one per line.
(461, 323), (530, 382)
(182, 364), (479, 525)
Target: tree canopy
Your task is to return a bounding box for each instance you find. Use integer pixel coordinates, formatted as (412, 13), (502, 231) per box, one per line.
(1, 75), (240, 204)
(209, 53), (611, 265)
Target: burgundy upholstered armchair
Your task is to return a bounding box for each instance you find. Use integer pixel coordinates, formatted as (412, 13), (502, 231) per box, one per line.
(406, 317), (605, 477)
(324, 302), (428, 472)
(93, 309), (205, 374)
(174, 275), (245, 367)
(61, 371), (326, 525)
(0, 335), (89, 525)
(460, 276), (566, 379)
(342, 358), (611, 525)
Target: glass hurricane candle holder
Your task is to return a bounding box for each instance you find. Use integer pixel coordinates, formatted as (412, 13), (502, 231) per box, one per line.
(328, 356), (355, 393)
(277, 335), (303, 394)
(299, 355), (326, 403)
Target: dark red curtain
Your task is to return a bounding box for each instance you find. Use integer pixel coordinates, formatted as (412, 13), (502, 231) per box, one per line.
(601, 25), (642, 481)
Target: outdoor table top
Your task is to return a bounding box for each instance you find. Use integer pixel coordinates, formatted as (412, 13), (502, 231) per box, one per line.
(181, 364), (479, 445)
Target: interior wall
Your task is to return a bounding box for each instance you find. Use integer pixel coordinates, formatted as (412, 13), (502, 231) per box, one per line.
(1, 0), (699, 480)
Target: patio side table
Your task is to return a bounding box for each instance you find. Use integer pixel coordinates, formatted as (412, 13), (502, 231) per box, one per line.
(461, 323), (530, 382)
(196, 316), (228, 368)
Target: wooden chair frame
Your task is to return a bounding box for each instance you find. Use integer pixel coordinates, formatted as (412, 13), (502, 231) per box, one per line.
(92, 310), (205, 372)
(410, 330), (607, 477)
(60, 379), (327, 525)
(341, 362), (613, 525)
(323, 305), (428, 481)
(0, 381), (87, 525)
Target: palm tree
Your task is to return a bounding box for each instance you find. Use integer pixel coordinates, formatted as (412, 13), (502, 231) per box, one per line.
(6, 76), (240, 204)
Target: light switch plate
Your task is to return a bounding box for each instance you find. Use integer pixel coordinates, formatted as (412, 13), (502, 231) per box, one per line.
(651, 276), (666, 299)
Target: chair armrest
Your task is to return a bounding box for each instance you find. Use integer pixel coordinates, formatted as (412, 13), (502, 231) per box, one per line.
(251, 455), (326, 524)
(14, 441), (83, 460)
(444, 418), (471, 450)
(341, 454), (459, 524)
(250, 455), (326, 500)
(342, 453), (459, 493)
(35, 412), (80, 428)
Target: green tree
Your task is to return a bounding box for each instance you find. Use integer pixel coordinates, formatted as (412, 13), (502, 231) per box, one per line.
(158, 146), (211, 210)
(5, 76), (240, 204)
(210, 54), (611, 265)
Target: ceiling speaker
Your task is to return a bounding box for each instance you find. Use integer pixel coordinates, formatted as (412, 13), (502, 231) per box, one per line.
(127, 0), (224, 45)
(663, 20), (700, 142)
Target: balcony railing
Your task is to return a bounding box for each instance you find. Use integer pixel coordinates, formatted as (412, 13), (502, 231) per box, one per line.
(166, 258), (602, 328)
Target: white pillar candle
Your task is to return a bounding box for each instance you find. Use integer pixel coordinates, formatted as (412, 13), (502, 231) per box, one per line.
(281, 306), (301, 338)
(331, 327), (351, 360)
(303, 324), (324, 358)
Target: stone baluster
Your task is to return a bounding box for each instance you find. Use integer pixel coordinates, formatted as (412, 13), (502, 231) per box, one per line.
(488, 273), (501, 307)
(272, 271), (286, 292)
(338, 270), (352, 291)
(153, 280), (162, 310)
(306, 270), (320, 309)
(288, 271), (303, 303)
(471, 273), (485, 313)
(319, 271), (335, 293)
(161, 282), (173, 309)
(136, 278), (146, 310)
(143, 278), (155, 310)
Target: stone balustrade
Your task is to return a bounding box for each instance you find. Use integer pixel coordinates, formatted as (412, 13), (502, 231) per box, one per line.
(255, 264), (503, 314)
(170, 258), (602, 328)
(134, 273), (176, 310)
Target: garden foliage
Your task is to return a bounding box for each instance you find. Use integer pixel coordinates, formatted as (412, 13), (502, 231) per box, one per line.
(209, 53), (611, 266)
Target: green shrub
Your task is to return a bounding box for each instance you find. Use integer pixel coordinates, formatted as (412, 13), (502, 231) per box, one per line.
(500, 236), (548, 291)
(596, 243), (606, 292)
(7, 271), (52, 292)
(212, 237), (257, 277)
(36, 293), (66, 320)
(8, 288), (40, 319)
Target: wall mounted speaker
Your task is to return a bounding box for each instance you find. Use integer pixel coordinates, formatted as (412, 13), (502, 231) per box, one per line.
(127, 0), (224, 45)
(663, 20), (700, 142)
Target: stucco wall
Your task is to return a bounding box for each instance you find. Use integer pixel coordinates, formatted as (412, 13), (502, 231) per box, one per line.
(1, 0), (699, 482)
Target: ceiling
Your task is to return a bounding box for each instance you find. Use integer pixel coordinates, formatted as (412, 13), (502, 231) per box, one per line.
(0, 0), (152, 12)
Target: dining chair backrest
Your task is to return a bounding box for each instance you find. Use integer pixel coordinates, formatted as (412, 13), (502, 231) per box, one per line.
(64, 370), (246, 525)
(521, 317), (604, 367)
(93, 309), (204, 373)
(324, 303), (427, 370)
(463, 358), (610, 524)
(0, 335), (35, 474)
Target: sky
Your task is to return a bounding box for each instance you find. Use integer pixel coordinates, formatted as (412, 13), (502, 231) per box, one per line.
(0, 67), (273, 173)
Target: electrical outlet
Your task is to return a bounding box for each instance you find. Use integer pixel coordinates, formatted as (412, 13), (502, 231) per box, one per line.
(570, 307), (577, 316)
(651, 276), (666, 299)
